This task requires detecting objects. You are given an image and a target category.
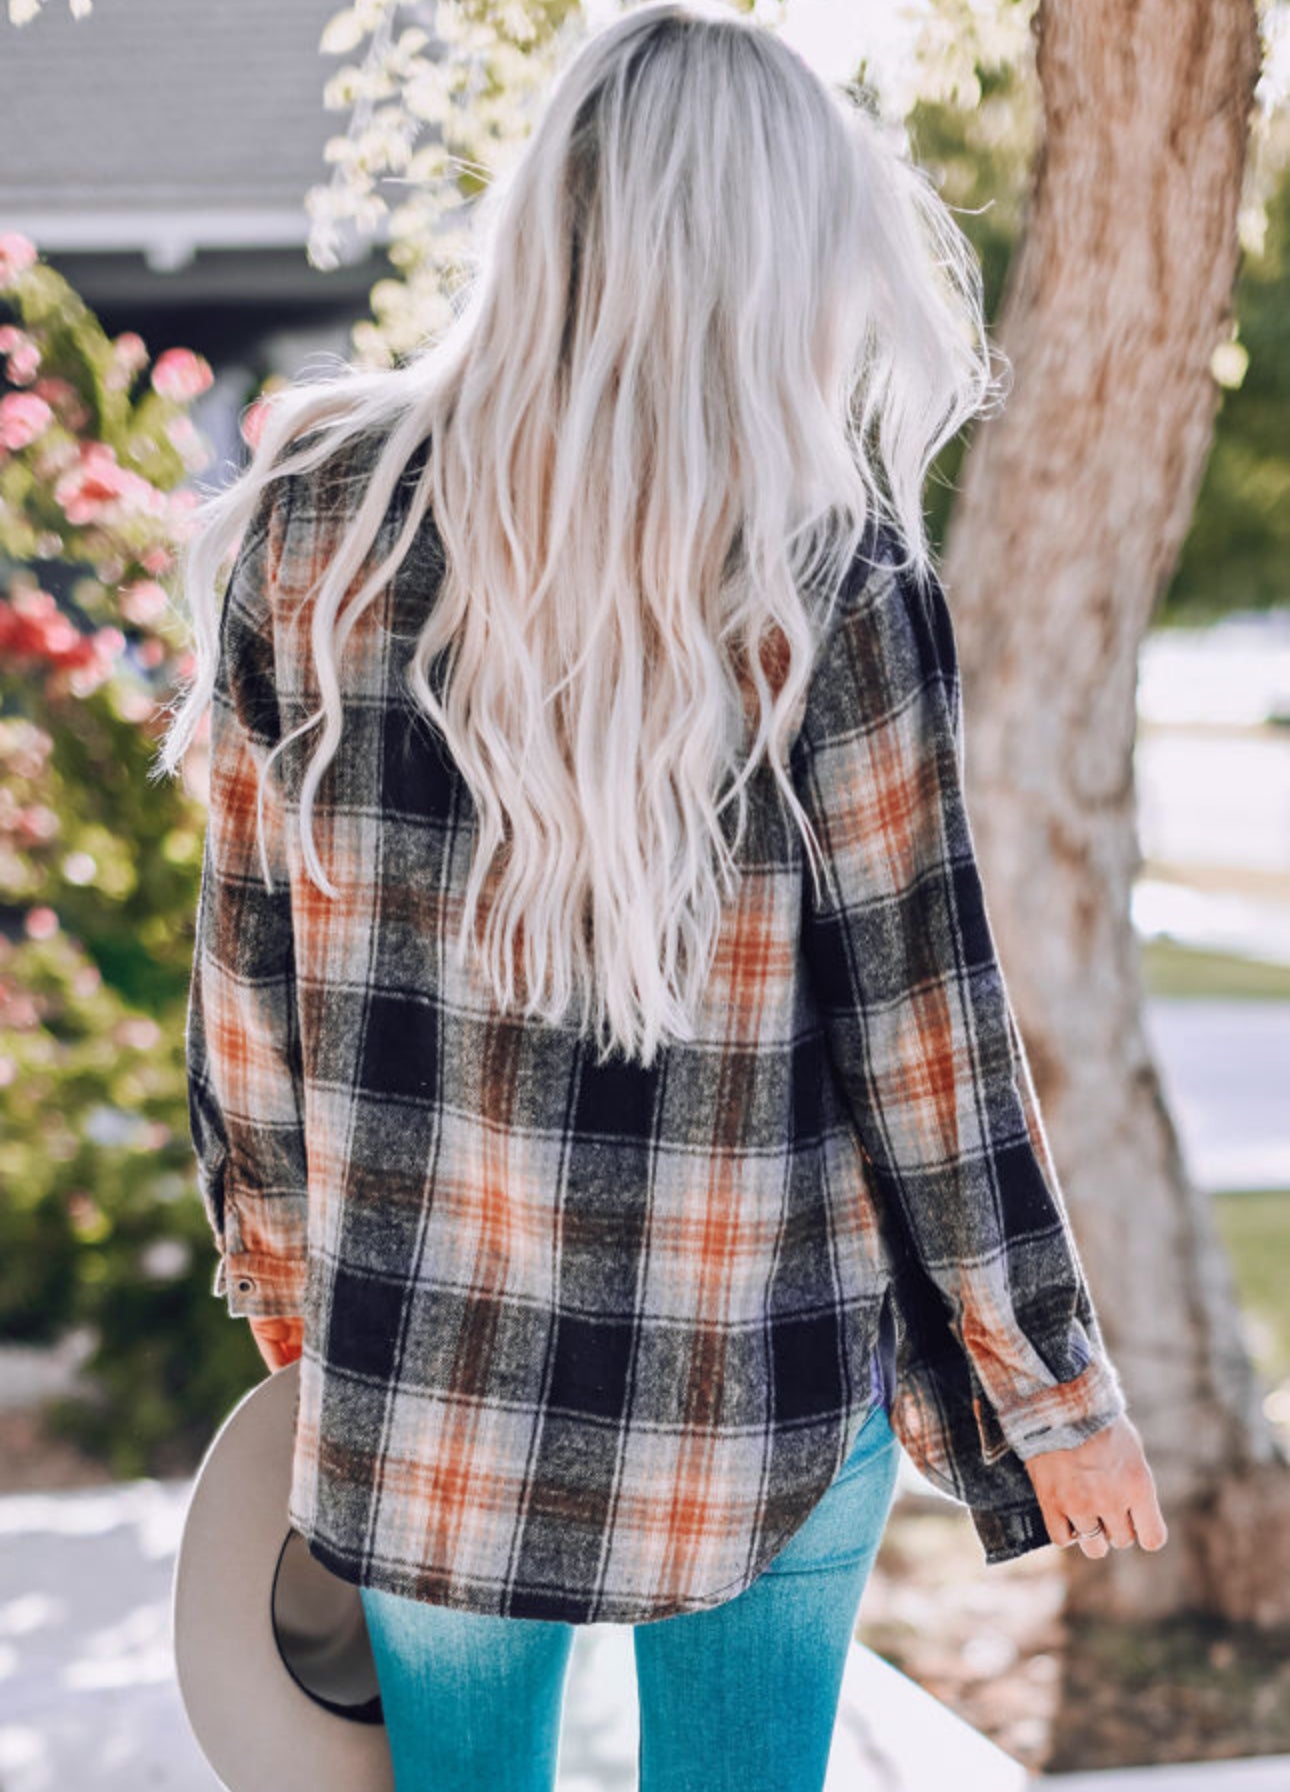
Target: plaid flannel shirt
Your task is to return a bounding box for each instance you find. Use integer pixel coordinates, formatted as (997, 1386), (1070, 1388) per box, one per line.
(185, 430), (1128, 1624)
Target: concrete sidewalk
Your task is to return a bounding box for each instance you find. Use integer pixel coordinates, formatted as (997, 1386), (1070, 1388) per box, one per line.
(1040, 1762), (1290, 1790)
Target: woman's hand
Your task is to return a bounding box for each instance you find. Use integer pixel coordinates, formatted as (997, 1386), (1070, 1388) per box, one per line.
(1023, 1413), (1168, 1557)
(247, 1315), (304, 1372)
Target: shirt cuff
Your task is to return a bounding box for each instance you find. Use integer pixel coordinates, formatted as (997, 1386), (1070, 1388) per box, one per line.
(212, 1249), (307, 1319)
(988, 1350), (1128, 1462)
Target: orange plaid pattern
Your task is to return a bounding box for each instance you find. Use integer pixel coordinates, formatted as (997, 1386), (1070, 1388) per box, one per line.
(186, 431), (1127, 1622)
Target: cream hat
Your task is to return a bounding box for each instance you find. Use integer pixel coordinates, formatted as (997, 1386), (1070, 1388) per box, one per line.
(172, 1358), (395, 1791)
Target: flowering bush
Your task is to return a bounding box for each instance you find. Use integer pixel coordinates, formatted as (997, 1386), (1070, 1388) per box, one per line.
(0, 235), (212, 695)
(0, 235), (266, 1467)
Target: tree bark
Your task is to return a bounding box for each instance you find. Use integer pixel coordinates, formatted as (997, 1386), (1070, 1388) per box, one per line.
(942, 0), (1285, 1624)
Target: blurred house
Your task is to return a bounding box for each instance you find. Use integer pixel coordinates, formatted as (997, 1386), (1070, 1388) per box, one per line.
(0, 0), (405, 475)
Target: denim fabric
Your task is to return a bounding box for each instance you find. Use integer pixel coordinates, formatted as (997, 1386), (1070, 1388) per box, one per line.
(357, 1399), (901, 1792)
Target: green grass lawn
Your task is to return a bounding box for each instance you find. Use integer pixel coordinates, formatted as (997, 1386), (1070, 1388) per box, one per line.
(1140, 936), (1290, 999)
(1212, 1189), (1290, 1390)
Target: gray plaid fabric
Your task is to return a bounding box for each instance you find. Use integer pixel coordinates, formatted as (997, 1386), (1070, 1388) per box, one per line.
(186, 430), (1128, 1623)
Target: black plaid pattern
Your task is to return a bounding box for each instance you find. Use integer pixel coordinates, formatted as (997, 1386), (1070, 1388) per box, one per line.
(186, 430), (1128, 1622)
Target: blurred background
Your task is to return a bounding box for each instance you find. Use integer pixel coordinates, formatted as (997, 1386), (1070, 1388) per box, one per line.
(1, 1), (1288, 1787)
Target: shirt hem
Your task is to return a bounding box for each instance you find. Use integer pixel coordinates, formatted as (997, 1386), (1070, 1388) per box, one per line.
(290, 1515), (781, 1626)
(287, 1386), (897, 1627)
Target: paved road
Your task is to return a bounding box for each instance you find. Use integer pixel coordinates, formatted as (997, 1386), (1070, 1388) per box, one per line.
(1143, 998), (1290, 1192)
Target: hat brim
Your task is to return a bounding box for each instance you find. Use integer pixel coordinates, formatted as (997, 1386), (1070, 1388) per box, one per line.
(172, 1357), (394, 1792)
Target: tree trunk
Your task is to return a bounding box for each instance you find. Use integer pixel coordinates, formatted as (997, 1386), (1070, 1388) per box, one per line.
(942, 0), (1285, 1625)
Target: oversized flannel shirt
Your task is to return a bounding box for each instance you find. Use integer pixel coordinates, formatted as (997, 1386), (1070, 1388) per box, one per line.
(186, 428), (1128, 1625)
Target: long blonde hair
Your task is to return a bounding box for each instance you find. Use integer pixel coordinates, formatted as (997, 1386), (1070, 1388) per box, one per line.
(155, 0), (1007, 1067)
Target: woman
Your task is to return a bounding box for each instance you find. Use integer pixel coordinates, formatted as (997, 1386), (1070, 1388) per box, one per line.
(158, 3), (1167, 1787)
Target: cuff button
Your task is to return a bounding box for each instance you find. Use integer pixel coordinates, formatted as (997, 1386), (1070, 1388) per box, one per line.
(237, 1277), (255, 1292)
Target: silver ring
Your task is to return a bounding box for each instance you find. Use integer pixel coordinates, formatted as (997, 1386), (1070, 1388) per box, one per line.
(1072, 1521), (1104, 1539)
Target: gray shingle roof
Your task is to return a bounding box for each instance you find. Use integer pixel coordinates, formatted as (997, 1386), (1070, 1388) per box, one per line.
(1, 0), (391, 248)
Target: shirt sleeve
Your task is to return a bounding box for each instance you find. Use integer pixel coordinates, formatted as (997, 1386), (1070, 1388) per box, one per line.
(793, 536), (1128, 1462)
(185, 473), (310, 1320)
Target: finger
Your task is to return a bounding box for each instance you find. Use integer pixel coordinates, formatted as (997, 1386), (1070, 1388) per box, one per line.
(250, 1331), (287, 1369)
(254, 1319), (295, 1340)
(1131, 1494), (1169, 1552)
(1097, 1506), (1136, 1550)
(1065, 1513), (1111, 1558)
(1037, 1493), (1082, 1550)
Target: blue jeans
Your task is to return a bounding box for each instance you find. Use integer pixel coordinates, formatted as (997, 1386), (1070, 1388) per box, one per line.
(358, 1398), (900, 1792)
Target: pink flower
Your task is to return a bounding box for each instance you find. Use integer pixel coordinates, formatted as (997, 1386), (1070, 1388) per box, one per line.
(53, 441), (167, 525)
(164, 485), (202, 543)
(112, 331), (149, 372)
(117, 1016), (162, 1052)
(0, 586), (81, 659)
(16, 803), (59, 844)
(240, 395), (272, 449)
(54, 445), (130, 524)
(4, 338), (41, 386)
(32, 377), (89, 430)
(0, 392), (53, 451)
(25, 906), (60, 941)
(93, 623), (126, 657)
(0, 323), (39, 382)
(165, 412), (211, 471)
(105, 332), (150, 394)
(0, 234), (37, 287)
(119, 579), (170, 626)
(151, 347), (213, 403)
